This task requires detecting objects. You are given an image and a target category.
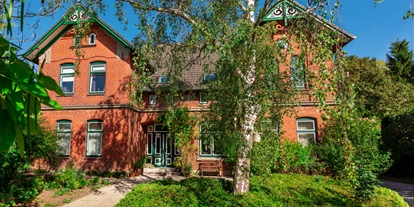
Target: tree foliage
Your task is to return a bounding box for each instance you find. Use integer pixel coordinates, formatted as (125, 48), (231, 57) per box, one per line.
(386, 39), (414, 84)
(344, 55), (414, 118)
(0, 1), (63, 154)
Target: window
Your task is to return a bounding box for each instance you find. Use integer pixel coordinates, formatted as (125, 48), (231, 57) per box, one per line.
(199, 123), (223, 156)
(60, 64), (75, 94)
(89, 62), (106, 93)
(149, 94), (156, 105)
(290, 56), (305, 88)
(199, 92), (208, 104)
(203, 73), (217, 83)
(56, 120), (71, 156)
(296, 118), (317, 147)
(73, 35), (80, 46)
(88, 33), (96, 45)
(157, 75), (167, 84)
(277, 38), (289, 50)
(86, 120), (103, 157)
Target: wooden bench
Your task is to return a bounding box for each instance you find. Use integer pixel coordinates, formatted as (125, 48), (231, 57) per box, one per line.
(198, 161), (222, 177)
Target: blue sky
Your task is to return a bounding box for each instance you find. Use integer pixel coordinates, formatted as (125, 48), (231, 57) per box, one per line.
(20, 0), (414, 61)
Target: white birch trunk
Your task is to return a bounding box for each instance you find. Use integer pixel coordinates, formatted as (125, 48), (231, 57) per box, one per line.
(233, 0), (258, 195)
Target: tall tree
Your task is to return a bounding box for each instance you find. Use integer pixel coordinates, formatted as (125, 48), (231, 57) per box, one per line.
(117, 0), (345, 194)
(386, 39), (414, 84)
(345, 55), (414, 118)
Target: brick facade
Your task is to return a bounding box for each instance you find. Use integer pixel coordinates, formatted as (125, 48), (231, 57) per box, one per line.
(26, 5), (351, 173)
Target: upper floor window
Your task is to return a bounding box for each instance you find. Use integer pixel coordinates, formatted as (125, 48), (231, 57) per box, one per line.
(60, 64), (75, 94)
(203, 73), (217, 83)
(199, 92), (208, 104)
(199, 123), (223, 156)
(73, 35), (80, 46)
(88, 33), (96, 45)
(157, 75), (168, 84)
(86, 120), (103, 157)
(290, 56), (305, 88)
(296, 118), (317, 147)
(89, 62), (106, 93)
(149, 94), (156, 105)
(56, 120), (72, 156)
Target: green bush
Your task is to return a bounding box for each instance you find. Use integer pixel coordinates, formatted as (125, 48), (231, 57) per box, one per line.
(274, 141), (320, 174)
(316, 112), (392, 200)
(116, 174), (408, 207)
(0, 176), (45, 206)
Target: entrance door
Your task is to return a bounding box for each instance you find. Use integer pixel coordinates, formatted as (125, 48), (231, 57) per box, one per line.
(146, 124), (179, 167)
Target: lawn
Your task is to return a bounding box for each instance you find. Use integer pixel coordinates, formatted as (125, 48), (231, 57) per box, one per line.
(116, 174), (408, 207)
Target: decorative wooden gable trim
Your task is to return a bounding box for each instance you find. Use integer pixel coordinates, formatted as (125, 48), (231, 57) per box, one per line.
(24, 3), (133, 62)
(262, 0), (303, 24)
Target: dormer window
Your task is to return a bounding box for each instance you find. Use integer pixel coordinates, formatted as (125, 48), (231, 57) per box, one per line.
(89, 33), (96, 45)
(203, 73), (217, 83)
(157, 75), (167, 84)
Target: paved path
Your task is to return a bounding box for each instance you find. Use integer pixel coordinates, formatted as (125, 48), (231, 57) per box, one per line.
(63, 174), (183, 207)
(381, 179), (414, 206)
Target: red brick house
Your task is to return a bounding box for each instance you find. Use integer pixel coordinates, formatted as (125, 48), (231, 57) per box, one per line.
(24, 1), (354, 173)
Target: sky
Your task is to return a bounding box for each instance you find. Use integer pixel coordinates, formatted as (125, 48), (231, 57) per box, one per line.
(19, 0), (414, 61)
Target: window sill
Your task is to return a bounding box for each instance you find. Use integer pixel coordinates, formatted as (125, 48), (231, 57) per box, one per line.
(197, 156), (225, 161)
(58, 94), (74, 97)
(85, 155), (102, 158)
(70, 44), (96, 49)
(87, 93), (105, 96)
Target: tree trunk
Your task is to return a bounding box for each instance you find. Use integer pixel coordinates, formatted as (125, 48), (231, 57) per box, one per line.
(234, 0), (258, 195)
(233, 100), (258, 194)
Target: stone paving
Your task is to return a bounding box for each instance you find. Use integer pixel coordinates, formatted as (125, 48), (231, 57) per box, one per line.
(63, 174), (183, 207)
(381, 179), (414, 207)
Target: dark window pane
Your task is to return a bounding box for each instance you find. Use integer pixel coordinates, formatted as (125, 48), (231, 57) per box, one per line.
(91, 74), (105, 92)
(61, 81), (74, 93)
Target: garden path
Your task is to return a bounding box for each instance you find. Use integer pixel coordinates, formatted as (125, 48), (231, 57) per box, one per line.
(63, 174), (183, 207)
(381, 179), (414, 206)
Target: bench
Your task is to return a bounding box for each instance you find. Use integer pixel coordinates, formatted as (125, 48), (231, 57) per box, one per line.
(198, 161), (222, 177)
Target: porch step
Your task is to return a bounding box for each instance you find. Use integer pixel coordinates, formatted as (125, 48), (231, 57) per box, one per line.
(143, 167), (181, 176)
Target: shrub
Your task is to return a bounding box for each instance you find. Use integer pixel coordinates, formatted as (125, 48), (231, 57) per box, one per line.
(316, 111), (392, 200)
(274, 141), (319, 174)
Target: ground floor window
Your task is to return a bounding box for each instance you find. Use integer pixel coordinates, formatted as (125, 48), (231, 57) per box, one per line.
(86, 120), (103, 157)
(199, 123), (224, 156)
(56, 120), (71, 156)
(296, 118), (316, 147)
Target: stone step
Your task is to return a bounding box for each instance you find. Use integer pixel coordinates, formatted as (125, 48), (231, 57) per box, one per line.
(143, 167), (180, 173)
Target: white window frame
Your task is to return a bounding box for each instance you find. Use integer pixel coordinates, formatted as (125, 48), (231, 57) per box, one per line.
(199, 123), (223, 157)
(60, 64), (75, 94)
(296, 118), (317, 147)
(86, 120), (103, 157)
(199, 92), (208, 104)
(290, 56), (305, 88)
(88, 33), (96, 45)
(89, 62), (106, 93)
(56, 120), (72, 156)
(149, 94), (156, 105)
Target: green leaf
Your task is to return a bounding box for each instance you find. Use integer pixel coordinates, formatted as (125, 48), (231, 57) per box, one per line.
(0, 109), (16, 152)
(0, 76), (13, 94)
(38, 72), (64, 96)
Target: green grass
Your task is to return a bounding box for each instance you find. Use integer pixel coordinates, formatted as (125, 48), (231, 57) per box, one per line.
(116, 174), (409, 207)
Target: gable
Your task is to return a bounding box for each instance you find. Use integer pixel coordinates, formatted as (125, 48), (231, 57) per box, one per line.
(262, 0), (355, 45)
(24, 4), (134, 63)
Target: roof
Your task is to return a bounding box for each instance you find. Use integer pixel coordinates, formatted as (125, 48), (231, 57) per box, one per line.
(261, 0), (356, 45)
(23, 3), (134, 63)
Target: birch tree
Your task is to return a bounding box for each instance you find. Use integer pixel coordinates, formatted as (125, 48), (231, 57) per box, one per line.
(116, 0), (345, 194)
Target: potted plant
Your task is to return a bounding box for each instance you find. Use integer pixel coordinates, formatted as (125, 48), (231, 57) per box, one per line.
(129, 156), (146, 177)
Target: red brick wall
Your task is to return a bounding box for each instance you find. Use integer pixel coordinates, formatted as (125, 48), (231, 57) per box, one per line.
(43, 24), (132, 106)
